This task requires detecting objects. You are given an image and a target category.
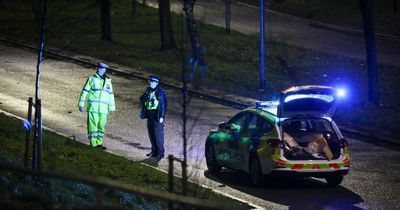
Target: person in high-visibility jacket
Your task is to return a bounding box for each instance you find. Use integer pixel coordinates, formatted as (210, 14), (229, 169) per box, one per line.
(140, 75), (167, 161)
(78, 62), (115, 149)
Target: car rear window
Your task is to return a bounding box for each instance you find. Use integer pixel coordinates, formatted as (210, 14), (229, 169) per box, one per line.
(283, 97), (334, 112)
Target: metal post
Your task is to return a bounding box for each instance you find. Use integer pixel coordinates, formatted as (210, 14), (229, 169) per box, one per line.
(225, 0), (231, 33)
(24, 97), (33, 168)
(168, 155), (174, 193)
(181, 160), (187, 195)
(359, 0), (380, 105)
(37, 100), (43, 171)
(168, 155), (187, 208)
(32, 100), (43, 171)
(259, 0), (266, 100)
(32, 105), (38, 170)
(168, 155), (174, 209)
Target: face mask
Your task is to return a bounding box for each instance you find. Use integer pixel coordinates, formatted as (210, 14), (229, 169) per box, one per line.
(149, 81), (158, 89)
(97, 67), (106, 76)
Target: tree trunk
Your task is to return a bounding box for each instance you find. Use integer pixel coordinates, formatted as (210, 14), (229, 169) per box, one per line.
(359, 0), (379, 105)
(183, 0), (201, 59)
(101, 0), (112, 41)
(131, 0), (136, 16)
(36, 0), (44, 27)
(158, 0), (176, 50)
(225, 0), (231, 33)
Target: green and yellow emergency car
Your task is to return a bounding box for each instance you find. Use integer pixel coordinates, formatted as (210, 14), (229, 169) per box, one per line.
(205, 85), (350, 186)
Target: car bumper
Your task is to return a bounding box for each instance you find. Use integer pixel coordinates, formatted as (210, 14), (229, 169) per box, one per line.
(269, 169), (349, 178)
(262, 154), (350, 175)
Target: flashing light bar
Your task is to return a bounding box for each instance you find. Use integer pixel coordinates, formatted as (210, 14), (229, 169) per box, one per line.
(284, 94), (334, 103)
(256, 100), (279, 109)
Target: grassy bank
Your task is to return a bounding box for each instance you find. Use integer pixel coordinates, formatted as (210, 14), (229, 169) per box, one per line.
(0, 0), (399, 134)
(0, 113), (250, 209)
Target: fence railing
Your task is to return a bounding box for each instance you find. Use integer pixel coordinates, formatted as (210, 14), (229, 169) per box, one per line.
(0, 161), (247, 210)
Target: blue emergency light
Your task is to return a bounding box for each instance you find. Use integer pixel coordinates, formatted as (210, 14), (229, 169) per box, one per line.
(336, 88), (346, 98)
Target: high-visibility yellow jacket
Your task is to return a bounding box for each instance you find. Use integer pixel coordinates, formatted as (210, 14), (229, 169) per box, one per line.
(79, 74), (116, 114)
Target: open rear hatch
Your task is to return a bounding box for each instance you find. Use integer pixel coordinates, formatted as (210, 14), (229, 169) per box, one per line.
(277, 86), (341, 160)
(278, 85), (338, 119)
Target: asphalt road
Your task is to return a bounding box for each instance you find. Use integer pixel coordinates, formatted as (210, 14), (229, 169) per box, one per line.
(1, 43), (400, 209)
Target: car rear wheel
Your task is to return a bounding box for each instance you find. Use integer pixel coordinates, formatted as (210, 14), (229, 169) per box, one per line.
(205, 141), (221, 176)
(325, 175), (343, 187)
(249, 155), (263, 185)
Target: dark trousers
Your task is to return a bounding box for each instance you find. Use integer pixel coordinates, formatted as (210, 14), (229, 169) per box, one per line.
(147, 119), (164, 157)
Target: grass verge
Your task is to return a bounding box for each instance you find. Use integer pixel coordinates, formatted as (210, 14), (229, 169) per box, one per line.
(0, 113), (251, 209)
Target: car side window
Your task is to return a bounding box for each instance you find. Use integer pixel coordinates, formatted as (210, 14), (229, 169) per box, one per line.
(227, 112), (249, 133)
(241, 114), (273, 136)
(244, 114), (259, 134)
(258, 117), (273, 134)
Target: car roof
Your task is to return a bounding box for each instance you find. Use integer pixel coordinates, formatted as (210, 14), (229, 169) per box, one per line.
(246, 101), (279, 123)
(281, 85), (334, 94)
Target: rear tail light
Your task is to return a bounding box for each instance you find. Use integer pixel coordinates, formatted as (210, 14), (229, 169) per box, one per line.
(341, 138), (349, 148)
(267, 139), (283, 148)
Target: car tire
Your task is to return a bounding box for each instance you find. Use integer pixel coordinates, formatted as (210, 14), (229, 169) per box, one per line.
(249, 155), (263, 186)
(325, 175), (343, 187)
(205, 141), (221, 176)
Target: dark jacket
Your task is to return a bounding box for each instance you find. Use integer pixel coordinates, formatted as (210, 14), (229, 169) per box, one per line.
(140, 86), (167, 121)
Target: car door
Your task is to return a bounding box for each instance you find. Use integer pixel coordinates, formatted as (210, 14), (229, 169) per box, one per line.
(235, 113), (275, 171)
(217, 112), (250, 167)
(256, 116), (279, 173)
(232, 112), (258, 170)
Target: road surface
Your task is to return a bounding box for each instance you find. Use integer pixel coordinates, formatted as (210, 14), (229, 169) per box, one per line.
(1, 43), (399, 209)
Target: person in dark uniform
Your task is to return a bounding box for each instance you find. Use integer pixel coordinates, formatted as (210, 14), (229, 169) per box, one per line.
(140, 75), (167, 161)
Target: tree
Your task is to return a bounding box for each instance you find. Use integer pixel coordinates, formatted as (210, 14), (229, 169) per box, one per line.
(158, 0), (176, 50)
(359, 0), (379, 105)
(131, 0), (136, 16)
(23, 0), (44, 27)
(183, 0), (201, 60)
(100, 0), (112, 41)
(182, 0), (208, 83)
(36, 0), (45, 27)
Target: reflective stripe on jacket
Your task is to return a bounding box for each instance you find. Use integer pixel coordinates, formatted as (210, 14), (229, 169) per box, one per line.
(144, 91), (159, 110)
(140, 86), (167, 120)
(79, 74), (116, 114)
